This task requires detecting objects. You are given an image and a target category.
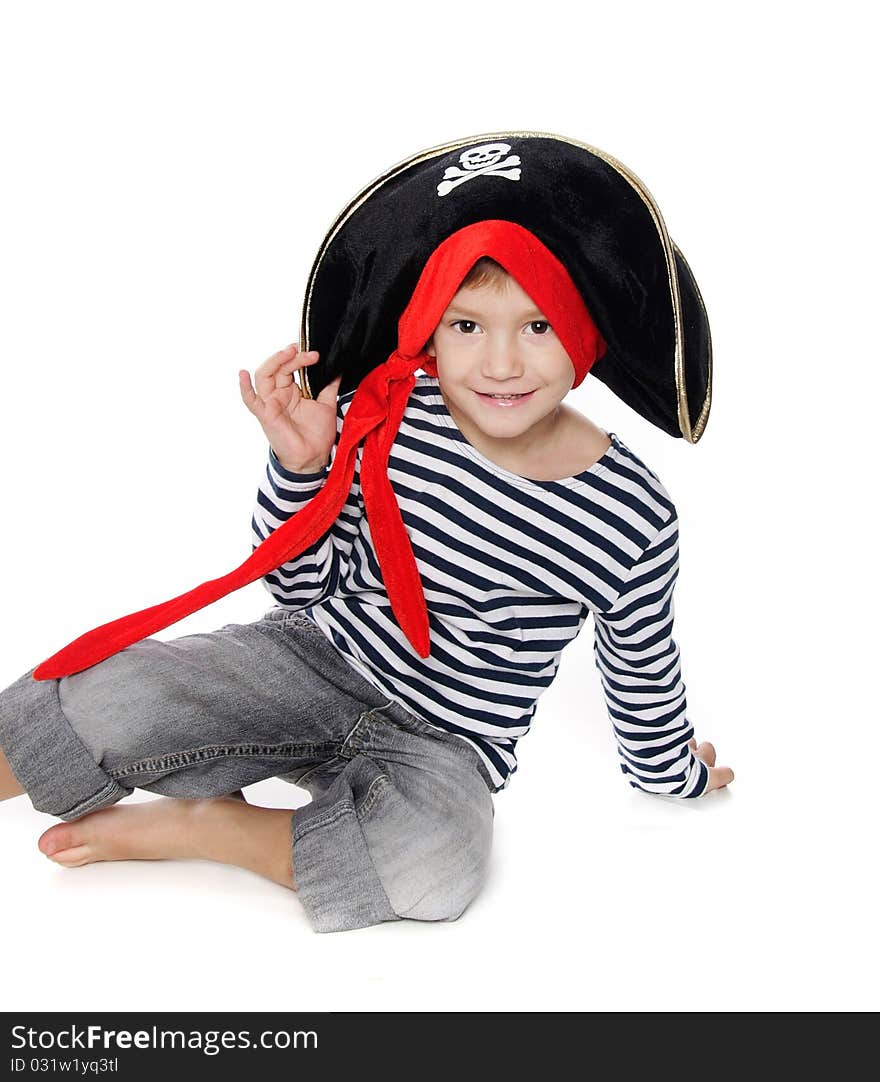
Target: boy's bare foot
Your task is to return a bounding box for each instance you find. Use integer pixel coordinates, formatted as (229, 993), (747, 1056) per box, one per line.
(37, 796), (295, 889)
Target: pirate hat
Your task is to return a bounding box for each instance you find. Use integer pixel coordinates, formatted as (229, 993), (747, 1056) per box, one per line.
(298, 131), (712, 442)
(33, 131), (712, 680)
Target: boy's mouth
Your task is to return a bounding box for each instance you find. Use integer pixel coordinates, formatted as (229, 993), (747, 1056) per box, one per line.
(474, 390), (535, 407)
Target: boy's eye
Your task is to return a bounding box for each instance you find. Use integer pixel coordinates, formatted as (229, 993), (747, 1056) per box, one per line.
(451, 320), (479, 334)
(527, 321), (551, 335)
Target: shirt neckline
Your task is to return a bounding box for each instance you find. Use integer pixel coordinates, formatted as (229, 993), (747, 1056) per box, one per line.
(416, 374), (620, 491)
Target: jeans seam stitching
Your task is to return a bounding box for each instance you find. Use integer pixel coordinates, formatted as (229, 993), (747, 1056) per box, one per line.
(357, 773), (390, 819)
(109, 741), (342, 780)
(339, 710), (372, 757)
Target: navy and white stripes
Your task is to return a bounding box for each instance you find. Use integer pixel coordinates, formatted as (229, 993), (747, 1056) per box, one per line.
(251, 375), (707, 798)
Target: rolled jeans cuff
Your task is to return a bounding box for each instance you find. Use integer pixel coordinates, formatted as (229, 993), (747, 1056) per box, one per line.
(0, 668), (130, 819)
(292, 799), (398, 934)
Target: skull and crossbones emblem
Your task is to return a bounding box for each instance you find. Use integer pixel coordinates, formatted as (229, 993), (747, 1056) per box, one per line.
(436, 142), (522, 197)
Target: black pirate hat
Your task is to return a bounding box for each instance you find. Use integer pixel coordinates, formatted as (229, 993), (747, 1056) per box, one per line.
(298, 130), (712, 443)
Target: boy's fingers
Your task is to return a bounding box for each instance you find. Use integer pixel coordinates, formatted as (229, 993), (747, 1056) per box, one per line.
(256, 344), (298, 375)
(284, 381), (302, 414)
(688, 738), (718, 768)
(282, 350), (320, 377)
(697, 741), (716, 767)
(257, 348), (320, 397)
(274, 364), (296, 391)
(255, 344), (300, 395)
(275, 354), (319, 394)
(315, 372), (343, 406)
(238, 370), (261, 414)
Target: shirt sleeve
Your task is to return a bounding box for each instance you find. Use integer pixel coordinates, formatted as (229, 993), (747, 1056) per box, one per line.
(591, 511), (709, 798)
(251, 392), (363, 610)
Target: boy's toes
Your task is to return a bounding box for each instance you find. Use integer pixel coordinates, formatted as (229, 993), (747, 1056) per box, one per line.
(39, 825), (96, 866)
(45, 845), (93, 867)
(38, 823), (77, 857)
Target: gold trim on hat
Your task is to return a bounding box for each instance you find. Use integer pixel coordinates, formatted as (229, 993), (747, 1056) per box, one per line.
(671, 241), (712, 442)
(298, 131), (709, 444)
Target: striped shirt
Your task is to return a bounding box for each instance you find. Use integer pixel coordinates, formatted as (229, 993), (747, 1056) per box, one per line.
(252, 375), (708, 798)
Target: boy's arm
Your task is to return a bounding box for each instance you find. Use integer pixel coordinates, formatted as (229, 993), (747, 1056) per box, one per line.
(592, 511), (730, 798)
(251, 392), (363, 610)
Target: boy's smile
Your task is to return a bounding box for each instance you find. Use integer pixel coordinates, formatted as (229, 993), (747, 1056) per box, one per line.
(425, 274), (577, 472)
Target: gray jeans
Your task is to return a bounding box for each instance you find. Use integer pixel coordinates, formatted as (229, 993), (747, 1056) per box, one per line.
(0, 607), (495, 933)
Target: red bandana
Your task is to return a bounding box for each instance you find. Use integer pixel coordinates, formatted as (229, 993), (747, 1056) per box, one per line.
(34, 220), (606, 680)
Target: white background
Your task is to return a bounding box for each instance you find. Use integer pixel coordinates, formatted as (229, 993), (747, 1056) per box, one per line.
(1, 0), (876, 1012)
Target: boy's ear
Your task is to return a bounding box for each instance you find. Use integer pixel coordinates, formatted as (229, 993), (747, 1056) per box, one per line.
(425, 337), (436, 357)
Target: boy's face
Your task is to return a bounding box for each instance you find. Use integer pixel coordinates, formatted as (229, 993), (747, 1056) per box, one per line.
(425, 275), (576, 458)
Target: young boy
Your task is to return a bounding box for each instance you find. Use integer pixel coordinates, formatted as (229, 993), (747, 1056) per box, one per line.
(0, 136), (733, 933)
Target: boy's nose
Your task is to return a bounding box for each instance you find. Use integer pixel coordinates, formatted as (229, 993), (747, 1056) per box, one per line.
(480, 339), (524, 381)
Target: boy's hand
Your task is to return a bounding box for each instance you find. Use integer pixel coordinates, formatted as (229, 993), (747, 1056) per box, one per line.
(688, 738), (734, 793)
(239, 344), (343, 473)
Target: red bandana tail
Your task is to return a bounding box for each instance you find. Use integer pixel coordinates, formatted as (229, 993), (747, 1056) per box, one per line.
(33, 353), (428, 680)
